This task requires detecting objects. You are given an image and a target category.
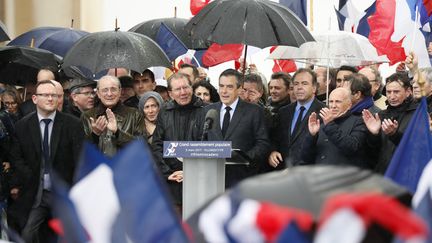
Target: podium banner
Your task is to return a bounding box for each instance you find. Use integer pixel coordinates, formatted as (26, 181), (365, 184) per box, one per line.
(163, 141), (231, 158)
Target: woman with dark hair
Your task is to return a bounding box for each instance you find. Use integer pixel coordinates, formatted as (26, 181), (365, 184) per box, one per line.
(192, 80), (220, 103)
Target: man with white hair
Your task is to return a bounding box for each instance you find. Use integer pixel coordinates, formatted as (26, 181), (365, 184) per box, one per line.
(81, 75), (146, 157)
(412, 67), (432, 112)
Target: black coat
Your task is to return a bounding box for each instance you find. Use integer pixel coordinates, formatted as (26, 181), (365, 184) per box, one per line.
(373, 98), (418, 173)
(272, 98), (326, 168)
(151, 96), (205, 204)
(197, 100), (271, 188)
(302, 112), (370, 168)
(8, 111), (84, 230)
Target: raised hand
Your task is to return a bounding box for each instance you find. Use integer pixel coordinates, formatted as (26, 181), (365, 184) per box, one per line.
(90, 115), (107, 136)
(106, 108), (118, 133)
(319, 107), (336, 125)
(362, 110), (381, 135)
(405, 52), (418, 73)
(308, 112), (320, 136)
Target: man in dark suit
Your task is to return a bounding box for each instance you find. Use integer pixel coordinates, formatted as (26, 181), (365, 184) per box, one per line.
(8, 80), (84, 242)
(199, 69), (271, 188)
(269, 68), (325, 169)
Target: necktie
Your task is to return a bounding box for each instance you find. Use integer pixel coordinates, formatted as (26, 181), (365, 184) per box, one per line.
(221, 106), (232, 137)
(42, 119), (51, 172)
(292, 106), (305, 135)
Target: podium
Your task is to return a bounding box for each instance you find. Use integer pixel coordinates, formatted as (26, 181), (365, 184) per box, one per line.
(182, 157), (226, 219)
(163, 141), (231, 219)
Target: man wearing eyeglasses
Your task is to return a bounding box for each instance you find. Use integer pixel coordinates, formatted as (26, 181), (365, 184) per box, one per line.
(8, 80), (84, 241)
(81, 75), (146, 157)
(65, 78), (97, 118)
(152, 73), (205, 212)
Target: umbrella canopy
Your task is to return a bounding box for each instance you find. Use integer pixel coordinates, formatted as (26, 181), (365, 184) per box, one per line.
(186, 165), (412, 242)
(62, 31), (172, 75)
(268, 31), (389, 67)
(184, 0), (314, 48)
(8, 27), (89, 57)
(129, 17), (208, 49)
(0, 46), (61, 85)
(0, 20), (9, 42)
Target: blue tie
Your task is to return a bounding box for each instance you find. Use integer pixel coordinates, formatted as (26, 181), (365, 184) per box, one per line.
(42, 119), (51, 172)
(292, 106), (305, 135)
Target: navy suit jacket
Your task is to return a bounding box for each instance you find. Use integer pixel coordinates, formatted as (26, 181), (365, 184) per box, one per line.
(272, 98), (326, 168)
(198, 100), (271, 187)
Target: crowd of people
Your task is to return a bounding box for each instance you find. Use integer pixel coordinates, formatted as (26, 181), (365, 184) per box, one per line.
(0, 52), (430, 241)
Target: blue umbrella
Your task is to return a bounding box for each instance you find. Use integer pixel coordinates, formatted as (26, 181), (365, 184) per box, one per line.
(8, 27), (89, 57)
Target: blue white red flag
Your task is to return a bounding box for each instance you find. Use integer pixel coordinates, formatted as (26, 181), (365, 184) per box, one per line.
(52, 140), (188, 243)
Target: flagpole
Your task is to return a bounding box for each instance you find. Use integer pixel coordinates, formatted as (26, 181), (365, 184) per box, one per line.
(409, 6), (419, 53)
(309, 0), (314, 31)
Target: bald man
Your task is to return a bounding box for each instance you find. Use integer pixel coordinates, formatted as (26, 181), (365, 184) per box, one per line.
(301, 88), (369, 168)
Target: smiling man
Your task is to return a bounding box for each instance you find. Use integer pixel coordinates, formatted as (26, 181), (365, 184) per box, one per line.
(81, 75), (145, 157)
(362, 72), (417, 173)
(9, 80), (84, 241)
(302, 87), (369, 168)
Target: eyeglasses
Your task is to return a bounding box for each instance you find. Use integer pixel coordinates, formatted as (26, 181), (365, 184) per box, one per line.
(171, 85), (191, 93)
(3, 102), (17, 106)
(76, 91), (96, 97)
(35, 93), (59, 99)
(98, 87), (120, 94)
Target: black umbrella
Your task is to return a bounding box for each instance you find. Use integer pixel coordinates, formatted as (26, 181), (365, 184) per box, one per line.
(184, 0), (315, 49)
(0, 46), (61, 85)
(186, 165), (411, 242)
(62, 30), (172, 75)
(129, 18), (208, 50)
(0, 20), (9, 42)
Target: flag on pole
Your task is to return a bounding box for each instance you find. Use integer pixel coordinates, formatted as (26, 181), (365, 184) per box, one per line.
(156, 23), (188, 61)
(202, 43), (244, 67)
(278, 0), (308, 25)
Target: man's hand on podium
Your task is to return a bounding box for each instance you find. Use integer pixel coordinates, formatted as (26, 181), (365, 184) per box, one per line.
(168, 170), (183, 183)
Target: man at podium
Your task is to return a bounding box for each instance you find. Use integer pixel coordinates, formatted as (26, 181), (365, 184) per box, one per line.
(198, 69), (271, 188)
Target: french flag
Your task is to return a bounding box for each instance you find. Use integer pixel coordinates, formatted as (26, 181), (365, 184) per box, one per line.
(198, 193), (314, 243)
(337, 0), (432, 67)
(412, 160), (432, 243)
(315, 193), (428, 243)
(52, 140), (188, 243)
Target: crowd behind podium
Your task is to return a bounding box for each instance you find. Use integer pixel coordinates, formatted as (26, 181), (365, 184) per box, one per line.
(0, 54), (430, 241)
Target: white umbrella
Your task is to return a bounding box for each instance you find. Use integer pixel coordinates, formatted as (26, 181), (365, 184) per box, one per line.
(268, 31), (389, 67)
(269, 31), (389, 103)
